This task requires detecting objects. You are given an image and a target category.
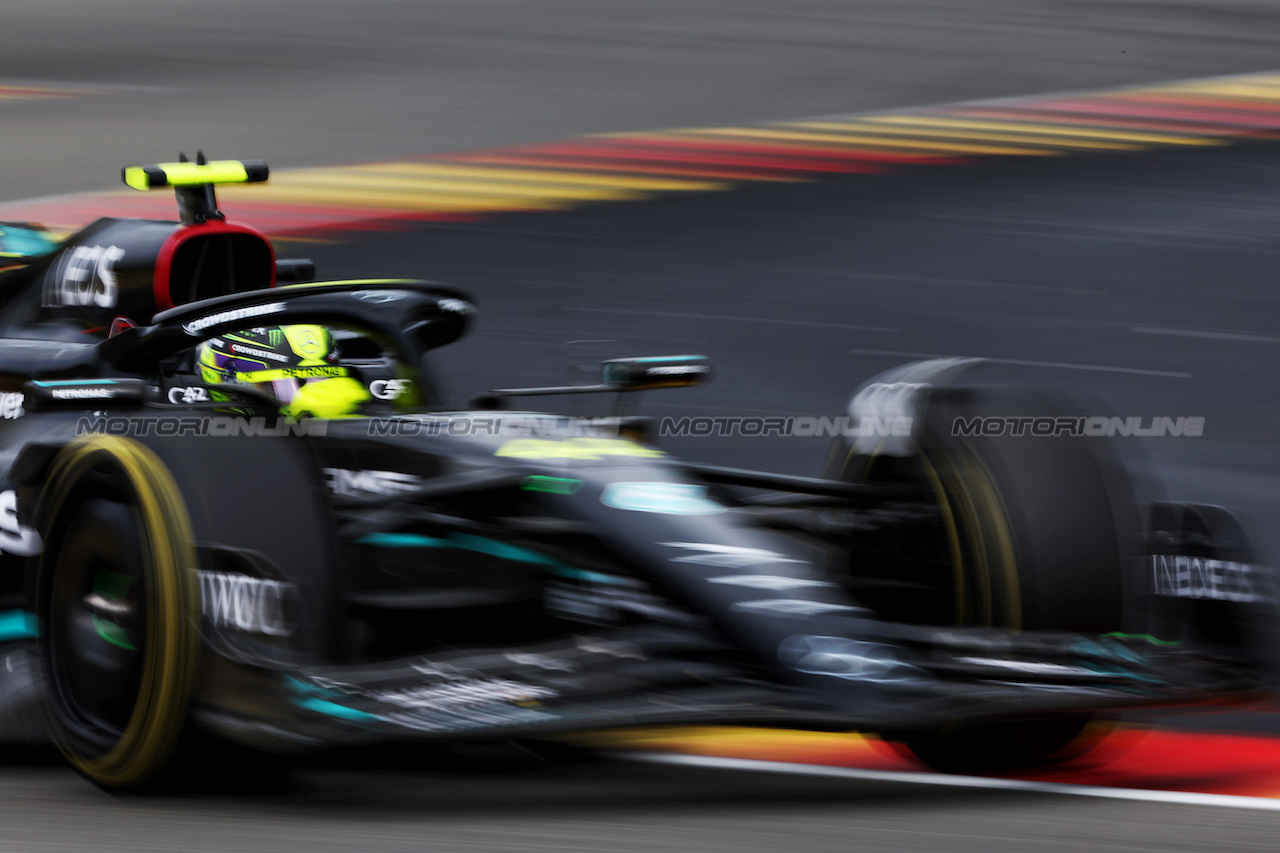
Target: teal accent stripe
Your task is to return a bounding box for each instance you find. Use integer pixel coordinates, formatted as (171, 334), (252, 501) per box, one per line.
(1100, 631), (1181, 648)
(449, 532), (557, 565)
(294, 695), (383, 722)
(547, 566), (633, 586)
(354, 531), (558, 566)
(30, 379), (118, 387)
(0, 610), (40, 642)
(353, 531), (638, 586)
(354, 532), (448, 549)
(631, 355), (704, 363)
(285, 676), (382, 722)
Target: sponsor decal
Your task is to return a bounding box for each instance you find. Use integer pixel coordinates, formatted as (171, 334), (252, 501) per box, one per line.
(573, 634), (647, 660)
(198, 571), (296, 637)
(600, 482), (724, 515)
(292, 328), (323, 356)
(494, 437), (663, 461)
(50, 386), (116, 400)
(0, 491), (40, 556)
(546, 576), (695, 626)
(369, 378), (411, 400)
(0, 393), (23, 419)
(278, 366), (344, 379)
(660, 542), (804, 568)
(503, 651), (578, 672)
(708, 575), (834, 591)
(646, 364), (710, 377)
(293, 670), (562, 733)
(229, 343), (289, 363)
(166, 385), (209, 404)
(384, 704), (560, 733)
(181, 302), (286, 336)
(368, 677), (557, 711)
(45, 244), (123, 309)
(354, 290), (406, 304)
(730, 599), (861, 617)
(437, 297), (474, 314)
(322, 467), (423, 498)
(1148, 554), (1276, 604)
(848, 380), (927, 456)
(778, 635), (924, 684)
(954, 657), (1097, 677)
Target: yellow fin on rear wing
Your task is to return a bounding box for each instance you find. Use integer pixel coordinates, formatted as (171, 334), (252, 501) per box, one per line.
(122, 159), (269, 191)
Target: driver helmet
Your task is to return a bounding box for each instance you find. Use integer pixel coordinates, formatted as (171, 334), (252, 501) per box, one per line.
(197, 324), (370, 418)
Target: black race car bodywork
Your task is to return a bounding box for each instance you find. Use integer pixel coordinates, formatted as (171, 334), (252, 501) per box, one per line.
(0, 158), (1271, 788)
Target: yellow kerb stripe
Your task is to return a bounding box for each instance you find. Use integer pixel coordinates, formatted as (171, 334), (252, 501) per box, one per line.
(856, 115), (1223, 146)
(352, 162), (726, 192)
(217, 183), (594, 213)
(254, 169), (716, 202)
(788, 121), (1140, 150)
(1150, 79), (1280, 99)
(678, 127), (1058, 156)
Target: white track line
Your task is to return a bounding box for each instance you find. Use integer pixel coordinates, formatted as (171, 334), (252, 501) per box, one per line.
(1133, 326), (1280, 344)
(618, 751), (1280, 812)
(571, 307), (898, 334)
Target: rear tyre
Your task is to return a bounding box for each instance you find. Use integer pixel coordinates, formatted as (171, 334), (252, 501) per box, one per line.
(36, 436), (200, 790)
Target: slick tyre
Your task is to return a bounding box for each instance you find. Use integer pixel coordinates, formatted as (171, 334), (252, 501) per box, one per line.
(827, 384), (1138, 772)
(35, 436), (200, 790)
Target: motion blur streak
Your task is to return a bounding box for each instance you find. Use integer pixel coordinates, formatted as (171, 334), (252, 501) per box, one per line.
(591, 725), (1280, 800)
(12, 70), (1280, 237)
(0, 85), (82, 101)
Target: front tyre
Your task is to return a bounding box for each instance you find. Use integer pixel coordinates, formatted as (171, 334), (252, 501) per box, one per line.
(895, 715), (1108, 774)
(36, 436), (200, 790)
(828, 380), (1138, 772)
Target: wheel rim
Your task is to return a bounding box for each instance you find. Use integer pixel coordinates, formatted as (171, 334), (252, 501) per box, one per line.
(48, 501), (148, 749)
(37, 436), (198, 787)
(831, 441), (1021, 630)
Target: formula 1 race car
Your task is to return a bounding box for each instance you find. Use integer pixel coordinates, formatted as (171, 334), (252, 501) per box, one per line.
(0, 157), (1271, 789)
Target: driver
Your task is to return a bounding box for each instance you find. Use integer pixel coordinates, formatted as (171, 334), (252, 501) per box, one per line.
(197, 324), (371, 418)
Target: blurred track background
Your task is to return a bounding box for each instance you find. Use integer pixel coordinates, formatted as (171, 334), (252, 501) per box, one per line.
(5, 1), (1280, 849)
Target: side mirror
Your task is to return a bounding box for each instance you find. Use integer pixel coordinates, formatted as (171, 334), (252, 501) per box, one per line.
(601, 355), (712, 390)
(469, 354), (711, 409)
(276, 258), (315, 283)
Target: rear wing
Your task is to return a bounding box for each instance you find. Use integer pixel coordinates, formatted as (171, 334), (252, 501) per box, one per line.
(121, 152), (269, 225)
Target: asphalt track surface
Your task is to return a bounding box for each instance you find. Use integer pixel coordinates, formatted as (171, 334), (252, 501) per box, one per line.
(5, 1), (1280, 850)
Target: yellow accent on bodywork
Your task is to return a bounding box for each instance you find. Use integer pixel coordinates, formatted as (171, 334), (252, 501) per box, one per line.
(494, 437), (665, 461)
